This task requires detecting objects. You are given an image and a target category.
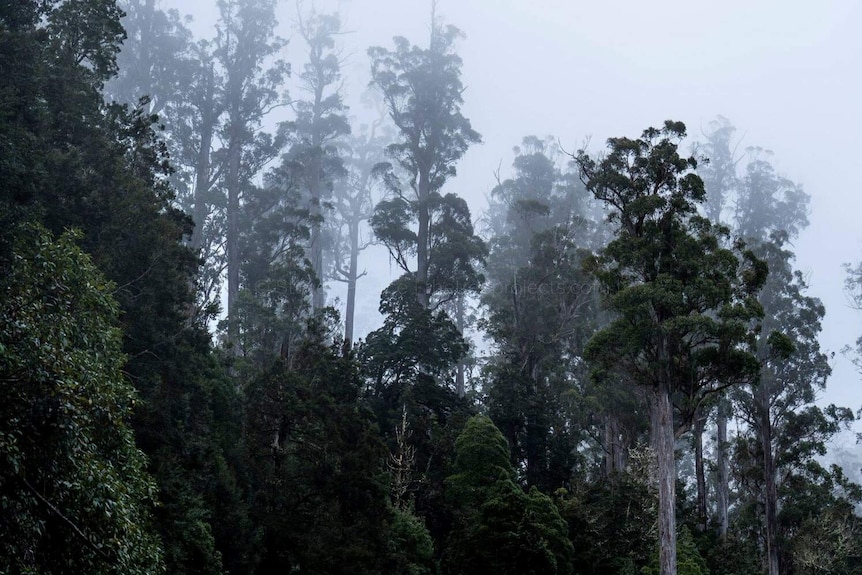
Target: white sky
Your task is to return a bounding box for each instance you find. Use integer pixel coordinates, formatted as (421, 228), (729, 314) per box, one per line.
(165, 0), (862, 415)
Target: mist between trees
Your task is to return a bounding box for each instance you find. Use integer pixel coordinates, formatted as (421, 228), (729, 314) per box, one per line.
(242, 276), (595, 300)
(2, 2), (862, 575)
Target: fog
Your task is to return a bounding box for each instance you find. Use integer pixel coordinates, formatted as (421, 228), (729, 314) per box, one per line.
(161, 0), (861, 413)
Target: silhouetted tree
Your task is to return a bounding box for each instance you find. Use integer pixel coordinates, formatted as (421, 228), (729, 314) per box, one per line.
(328, 122), (389, 347)
(279, 8), (350, 310)
(214, 0), (288, 346)
(369, 15), (483, 309)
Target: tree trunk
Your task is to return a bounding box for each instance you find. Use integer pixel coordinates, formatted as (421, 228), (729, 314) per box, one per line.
(653, 377), (677, 575)
(415, 172), (430, 309)
(716, 399), (729, 540)
(525, 360), (544, 489)
(604, 413), (625, 476)
(309, 173), (324, 310)
(757, 375), (780, 575)
(344, 219), (359, 347)
(309, 144), (324, 310)
(455, 294), (466, 397)
(191, 64), (215, 253)
(693, 412), (708, 532)
(226, 137), (240, 349)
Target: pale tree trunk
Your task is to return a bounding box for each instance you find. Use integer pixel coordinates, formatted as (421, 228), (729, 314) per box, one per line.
(716, 399), (730, 540)
(226, 137), (240, 349)
(309, 80), (324, 310)
(338, 176), (371, 350)
(693, 412), (708, 532)
(757, 374), (780, 575)
(525, 360), (543, 488)
(309, 153), (324, 310)
(344, 219), (360, 347)
(455, 294), (466, 397)
(191, 64), (215, 253)
(653, 366), (677, 575)
(415, 171), (430, 309)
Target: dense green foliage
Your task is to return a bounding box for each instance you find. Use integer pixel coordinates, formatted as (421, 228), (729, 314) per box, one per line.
(1, 2), (859, 575)
(481, 138), (598, 490)
(443, 416), (573, 575)
(0, 225), (163, 575)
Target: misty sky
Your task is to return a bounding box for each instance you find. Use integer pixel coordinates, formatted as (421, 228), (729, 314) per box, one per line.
(161, 0), (862, 416)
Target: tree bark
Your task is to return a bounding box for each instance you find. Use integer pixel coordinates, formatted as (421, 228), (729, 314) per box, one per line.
(653, 376), (677, 575)
(344, 219), (359, 347)
(309, 154), (324, 310)
(191, 64), (215, 253)
(716, 399), (729, 540)
(455, 294), (466, 397)
(693, 412), (708, 532)
(415, 171), (430, 309)
(226, 137), (240, 349)
(309, 93), (324, 310)
(604, 413), (625, 476)
(757, 374), (780, 575)
(525, 360), (544, 489)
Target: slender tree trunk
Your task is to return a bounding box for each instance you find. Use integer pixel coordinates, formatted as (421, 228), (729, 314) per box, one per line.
(716, 400), (729, 540)
(694, 412), (708, 532)
(604, 413), (625, 476)
(309, 145), (324, 310)
(191, 65), (215, 253)
(307, 33), (330, 311)
(310, 230), (324, 308)
(226, 137), (240, 349)
(757, 375), (780, 575)
(134, 0), (166, 117)
(763, 443), (780, 575)
(653, 367), (677, 575)
(525, 361), (543, 489)
(308, 104), (326, 310)
(344, 219), (359, 347)
(415, 172), (430, 309)
(455, 294), (465, 397)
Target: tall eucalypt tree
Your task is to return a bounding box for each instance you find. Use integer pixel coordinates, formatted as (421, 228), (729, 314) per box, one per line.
(368, 14), (484, 311)
(576, 121), (766, 575)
